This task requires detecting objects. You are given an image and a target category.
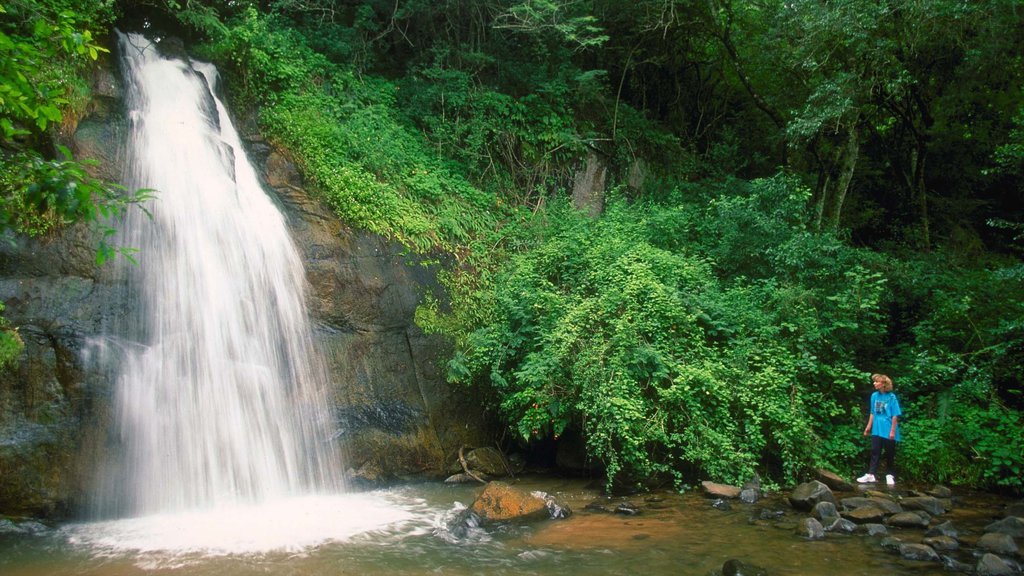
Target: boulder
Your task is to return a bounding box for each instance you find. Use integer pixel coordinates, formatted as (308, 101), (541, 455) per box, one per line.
(813, 501), (839, 521)
(463, 447), (513, 477)
(901, 496), (946, 516)
(815, 469), (855, 492)
(977, 532), (1019, 556)
(922, 535), (959, 551)
(788, 481), (836, 511)
(702, 481), (742, 499)
(977, 553), (1016, 576)
(861, 523), (888, 536)
(927, 485), (953, 499)
(824, 517), (857, 533)
(925, 520), (959, 539)
(898, 543), (940, 562)
(469, 482), (555, 524)
(796, 517), (825, 540)
(985, 516), (1024, 538)
(887, 511), (930, 528)
(842, 506), (887, 524)
(841, 496), (903, 515)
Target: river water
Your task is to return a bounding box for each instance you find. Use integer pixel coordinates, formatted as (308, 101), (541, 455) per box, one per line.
(0, 477), (1011, 575)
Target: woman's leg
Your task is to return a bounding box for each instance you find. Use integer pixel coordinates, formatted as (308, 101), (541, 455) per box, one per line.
(868, 435), (884, 474)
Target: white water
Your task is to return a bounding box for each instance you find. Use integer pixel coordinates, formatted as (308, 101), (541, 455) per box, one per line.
(78, 34), (391, 551)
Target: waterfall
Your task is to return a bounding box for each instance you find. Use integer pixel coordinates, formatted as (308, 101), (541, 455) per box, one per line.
(91, 32), (344, 518)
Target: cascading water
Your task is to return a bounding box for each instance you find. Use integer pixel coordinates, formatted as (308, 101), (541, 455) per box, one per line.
(91, 32), (344, 519)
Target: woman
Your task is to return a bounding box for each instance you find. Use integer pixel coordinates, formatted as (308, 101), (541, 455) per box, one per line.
(856, 373), (902, 486)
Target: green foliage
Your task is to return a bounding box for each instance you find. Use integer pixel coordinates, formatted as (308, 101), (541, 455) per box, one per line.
(203, 9), (498, 252)
(0, 302), (22, 368)
(423, 176), (891, 489)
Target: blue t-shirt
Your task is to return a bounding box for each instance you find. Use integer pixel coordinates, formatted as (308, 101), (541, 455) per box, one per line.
(869, 391), (902, 441)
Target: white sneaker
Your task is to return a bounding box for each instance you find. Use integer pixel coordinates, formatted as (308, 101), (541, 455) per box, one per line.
(856, 473), (876, 483)
(885, 474), (895, 486)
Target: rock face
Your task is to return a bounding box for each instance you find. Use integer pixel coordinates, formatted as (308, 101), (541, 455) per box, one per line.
(0, 51), (490, 517)
(256, 144), (491, 484)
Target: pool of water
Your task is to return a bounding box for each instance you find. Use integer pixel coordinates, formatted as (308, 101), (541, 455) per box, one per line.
(0, 477), (1001, 575)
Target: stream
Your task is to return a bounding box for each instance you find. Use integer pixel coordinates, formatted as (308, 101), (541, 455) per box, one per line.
(1, 476), (1014, 575)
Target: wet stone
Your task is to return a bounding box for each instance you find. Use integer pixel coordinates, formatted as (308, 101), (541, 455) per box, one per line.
(887, 512), (930, 528)
(789, 480), (836, 511)
(757, 508), (786, 521)
(842, 506), (887, 523)
(985, 516), (1024, 538)
(813, 501), (839, 521)
(615, 502), (641, 516)
(925, 520), (959, 539)
(977, 553), (1016, 576)
(927, 485), (953, 499)
(797, 517), (825, 540)
(712, 498), (732, 511)
(880, 536), (903, 551)
(815, 469), (855, 492)
(862, 523), (888, 536)
(898, 543), (940, 562)
(740, 488), (760, 504)
(923, 535), (959, 551)
(825, 517), (858, 534)
(702, 481), (742, 499)
(977, 532), (1019, 556)
(841, 496), (902, 515)
(901, 496), (946, 516)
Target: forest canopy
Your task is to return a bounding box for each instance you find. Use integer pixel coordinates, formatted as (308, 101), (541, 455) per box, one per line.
(3, 0), (1023, 491)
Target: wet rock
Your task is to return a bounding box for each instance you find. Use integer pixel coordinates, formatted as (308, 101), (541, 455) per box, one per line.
(923, 535), (959, 551)
(711, 498), (732, 511)
(942, 555), (974, 572)
(740, 474), (761, 503)
(584, 502), (613, 513)
(813, 501), (839, 521)
(977, 532), (1019, 556)
(898, 543), (940, 562)
(543, 494), (573, 519)
(985, 516), (1024, 538)
(841, 496), (902, 515)
(444, 472), (489, 484)
(977, 553), (1016, 576)
(615, 502), (641, 515)
(788, 481), (836, 511)
(825, 517), (857, 534)
(702, 481), (742, 499)
(925, 520), (959, 539)
(469, 481), (549, 524)
(842, 506), (887, 524)
(757, 508), (785, 521)
(887, 512), (930, 528)
(927, 485), (953, 499)
(463, 447), (515, 477)
(796, 517), (825, 540)
(901, 496), (946, 516)
(880, 536), (903, 551)
(815, 469), (855, 492)
(722, 558), (769, 576)
(862, 523), (888, 536)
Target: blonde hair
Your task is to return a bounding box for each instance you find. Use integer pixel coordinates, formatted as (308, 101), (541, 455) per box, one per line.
(872, 373), (893, 392)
